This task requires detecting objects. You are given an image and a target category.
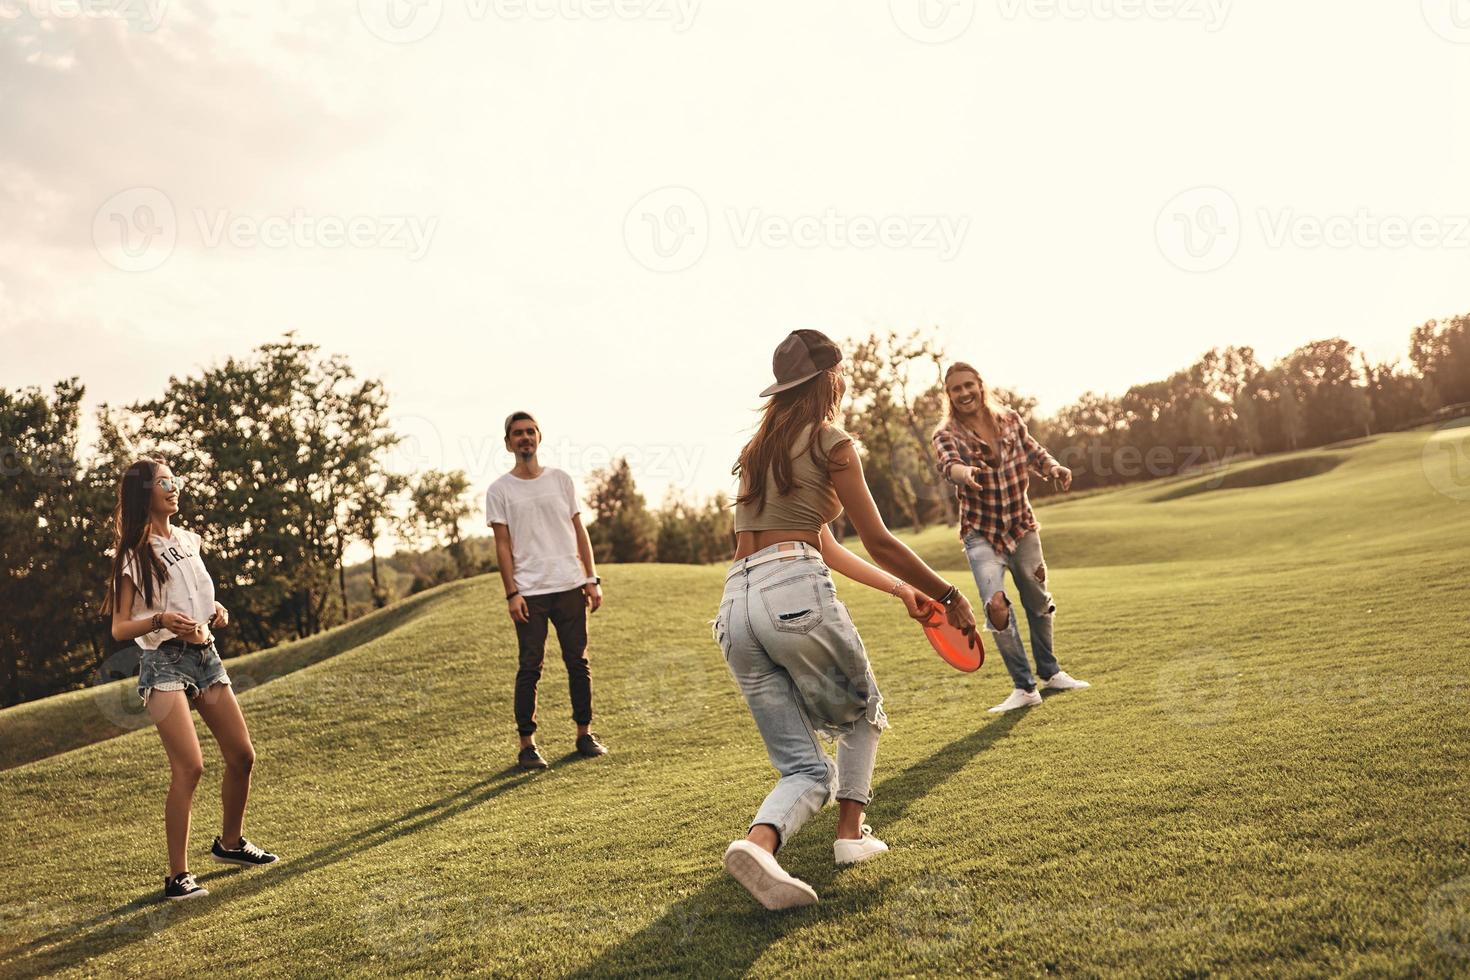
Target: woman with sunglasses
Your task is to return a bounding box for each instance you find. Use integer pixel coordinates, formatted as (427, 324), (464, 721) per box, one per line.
(716, 330), (979, 910)
(105, 459), (279, 901)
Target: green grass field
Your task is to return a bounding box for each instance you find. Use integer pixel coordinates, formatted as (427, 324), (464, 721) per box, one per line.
(2, 426), (1468, 977)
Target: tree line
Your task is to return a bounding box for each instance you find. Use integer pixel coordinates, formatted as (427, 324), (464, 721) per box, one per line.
(580, 314), (1470, 558)
(5, 315), (1467, 705)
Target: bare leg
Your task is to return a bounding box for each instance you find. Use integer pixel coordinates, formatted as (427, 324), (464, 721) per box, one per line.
(195, 683), (255, 849)
(836, 800), (867, 839)
(746, 823), (781, 854)
(148, 691), (203, 876)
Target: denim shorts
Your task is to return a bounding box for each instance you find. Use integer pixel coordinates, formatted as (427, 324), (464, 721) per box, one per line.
(137, 642), (231, 704)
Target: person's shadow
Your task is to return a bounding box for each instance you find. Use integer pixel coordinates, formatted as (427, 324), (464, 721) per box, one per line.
(0, 765), (537, 979)
(564, 711), (1025, 979)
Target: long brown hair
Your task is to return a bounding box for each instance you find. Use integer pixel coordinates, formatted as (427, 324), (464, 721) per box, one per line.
(104, 457), (169, 613)
(734, 338), (847, 515)
(935, 361), (1007, 439)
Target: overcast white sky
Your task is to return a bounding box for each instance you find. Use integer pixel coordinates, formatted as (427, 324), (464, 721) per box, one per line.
(3, 0), (1468, 512)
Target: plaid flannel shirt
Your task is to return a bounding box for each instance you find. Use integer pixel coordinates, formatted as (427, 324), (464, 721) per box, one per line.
(931, 411), (1061, 556)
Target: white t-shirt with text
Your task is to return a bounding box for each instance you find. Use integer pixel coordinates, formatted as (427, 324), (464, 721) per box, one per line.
(485, 467), (586, 597)
(123, 528), (217, 650)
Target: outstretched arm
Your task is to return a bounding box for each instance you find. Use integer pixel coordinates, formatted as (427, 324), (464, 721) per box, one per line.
(818, 524), (931, 621)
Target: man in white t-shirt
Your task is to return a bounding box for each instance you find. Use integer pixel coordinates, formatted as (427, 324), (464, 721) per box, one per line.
(487, 411), (607, 771)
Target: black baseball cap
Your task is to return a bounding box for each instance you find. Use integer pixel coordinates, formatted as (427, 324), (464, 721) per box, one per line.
(759, 330), (843, 397)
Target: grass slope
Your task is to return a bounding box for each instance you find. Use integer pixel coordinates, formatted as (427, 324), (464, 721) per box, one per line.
(1, 428), (1467, 978)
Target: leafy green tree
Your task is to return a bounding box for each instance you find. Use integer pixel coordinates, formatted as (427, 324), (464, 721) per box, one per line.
(586, 458), (656, 562)
(408, 469), (475, 575)
(0, 381), (113, 705)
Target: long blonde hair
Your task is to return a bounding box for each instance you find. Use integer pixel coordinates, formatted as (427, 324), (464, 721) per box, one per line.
(935, 361), (1006, 438)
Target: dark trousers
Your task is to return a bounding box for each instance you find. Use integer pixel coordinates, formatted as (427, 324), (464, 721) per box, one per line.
(513, 588), (593, 737)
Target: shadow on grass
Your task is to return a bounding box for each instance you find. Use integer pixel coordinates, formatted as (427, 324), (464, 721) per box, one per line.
(0, 763), (535, 978)
(564, 712), (1023, 979)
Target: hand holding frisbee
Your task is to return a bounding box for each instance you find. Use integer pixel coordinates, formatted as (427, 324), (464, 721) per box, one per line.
(919, 600), (984, 672)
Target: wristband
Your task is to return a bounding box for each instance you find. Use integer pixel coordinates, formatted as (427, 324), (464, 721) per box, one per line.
(888, 580), (904, 597)
(151, 613), (163, 631)
(585, 576), (601, 587)
(938, 585), (960, 607)
(505, 590), (520, 601)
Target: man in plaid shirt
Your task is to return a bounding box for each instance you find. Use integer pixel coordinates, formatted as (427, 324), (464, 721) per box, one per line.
(931, 362), (1092, 713)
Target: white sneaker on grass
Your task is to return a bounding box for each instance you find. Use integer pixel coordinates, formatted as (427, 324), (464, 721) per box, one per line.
(988, 688), (1043, 713)
(723, 840), (819, 910)
(1040, 671), (1091, 691)
(834, 824), (889, 866)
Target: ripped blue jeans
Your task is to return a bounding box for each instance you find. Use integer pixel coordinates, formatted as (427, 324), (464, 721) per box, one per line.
(964, 530), (1059, 692)
(714, 542), (886, 848)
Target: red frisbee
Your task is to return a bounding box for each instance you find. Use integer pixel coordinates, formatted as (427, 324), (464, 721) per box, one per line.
(920, 601), (984, 672)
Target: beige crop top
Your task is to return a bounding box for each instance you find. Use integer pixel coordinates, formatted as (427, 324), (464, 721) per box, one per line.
(733, 423), (852, 533)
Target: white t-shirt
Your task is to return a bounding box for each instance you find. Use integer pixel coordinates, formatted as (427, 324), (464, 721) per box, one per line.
(123, 528), (217, 650)
(485, 467), (586, 597)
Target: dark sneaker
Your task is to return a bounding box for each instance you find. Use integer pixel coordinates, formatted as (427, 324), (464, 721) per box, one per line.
(164, 871), (208, 901)
(210, 836), (279, 868)
(576, 732), (608, 757)
(518, 745), (549, 770)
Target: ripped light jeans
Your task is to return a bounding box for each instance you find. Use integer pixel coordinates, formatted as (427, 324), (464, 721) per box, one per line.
(714, 542), (886, 849)
(964, 530), (1059, 692)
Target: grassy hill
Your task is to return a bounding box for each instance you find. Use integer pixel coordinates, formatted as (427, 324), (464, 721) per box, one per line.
(1, 426), (1467, 977)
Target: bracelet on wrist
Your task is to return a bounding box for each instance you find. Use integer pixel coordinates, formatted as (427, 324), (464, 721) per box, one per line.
(505, 590), (519, 602)
(938, 585), (960, 607)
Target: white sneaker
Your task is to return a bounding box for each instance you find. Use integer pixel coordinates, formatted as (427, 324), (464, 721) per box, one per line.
(834, 824), (889, 866)
(988, 688), (1043, 713)
(1040, 671), (1091, 691)
(723, 840), (819, 910)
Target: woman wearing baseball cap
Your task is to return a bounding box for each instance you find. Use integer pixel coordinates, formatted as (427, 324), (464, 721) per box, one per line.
(716, 329), (978, 911)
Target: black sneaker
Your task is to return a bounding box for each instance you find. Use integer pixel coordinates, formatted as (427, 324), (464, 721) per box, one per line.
(164, 871), (208, 901)
(210, 835), (279, 867)
(518, 745), (549, 770)
(575, 732), (608, 757)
